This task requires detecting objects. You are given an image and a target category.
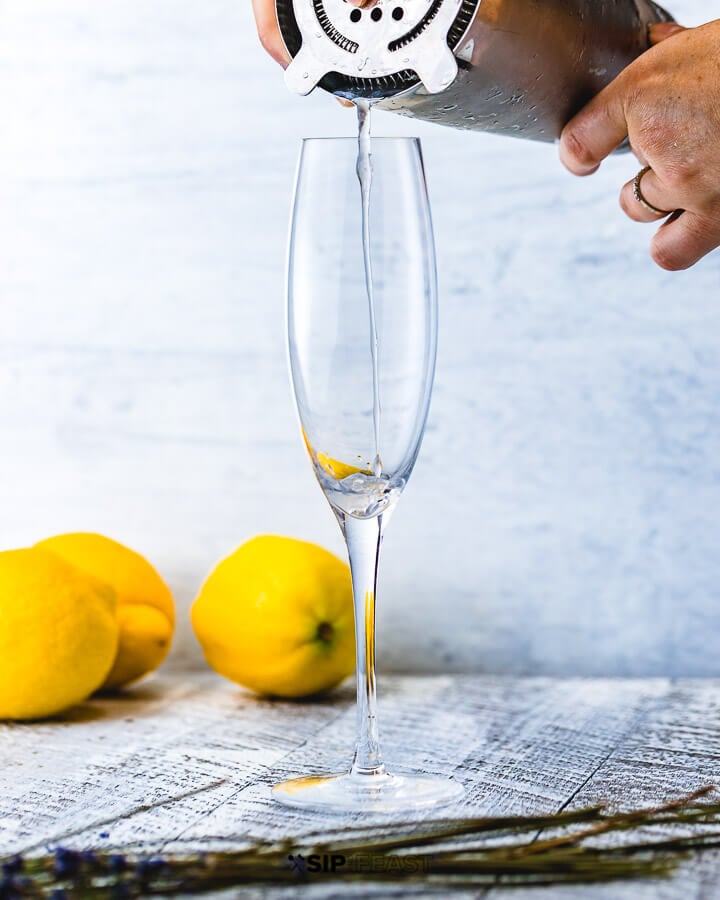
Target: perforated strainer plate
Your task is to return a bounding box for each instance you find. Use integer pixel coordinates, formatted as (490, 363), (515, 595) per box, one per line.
(277, 0), (480, 98)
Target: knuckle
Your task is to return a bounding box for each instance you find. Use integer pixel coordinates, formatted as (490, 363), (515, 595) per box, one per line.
(628, 90), (681, 153)
(651, 240), (687, 272)
(563, 130), (597, 171)
(633, 127), (669, 166)
(660, 161), (696, 193)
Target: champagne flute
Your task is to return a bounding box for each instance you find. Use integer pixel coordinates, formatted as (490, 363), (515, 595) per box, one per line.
(272, 136), (463, 812)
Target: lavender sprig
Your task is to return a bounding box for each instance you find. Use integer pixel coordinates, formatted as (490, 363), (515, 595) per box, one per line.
(2, 787), (719, 896)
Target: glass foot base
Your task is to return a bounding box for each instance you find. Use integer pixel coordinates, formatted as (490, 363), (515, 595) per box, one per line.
(272, 771), (464, 813)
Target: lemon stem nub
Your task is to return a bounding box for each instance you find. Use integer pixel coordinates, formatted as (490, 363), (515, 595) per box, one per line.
(316, 622), (334, 644)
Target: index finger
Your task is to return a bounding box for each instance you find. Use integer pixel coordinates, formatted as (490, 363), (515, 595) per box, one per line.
(252, 0), (291, 67)
(559, 79), (629, 176)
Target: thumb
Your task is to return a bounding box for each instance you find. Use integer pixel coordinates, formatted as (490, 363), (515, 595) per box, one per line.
(559, 77), (629, 176)
(649, 22), (687, 45)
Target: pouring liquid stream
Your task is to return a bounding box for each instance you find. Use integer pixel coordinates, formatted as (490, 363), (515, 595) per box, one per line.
(355, 99), (382, 478)
(320, 100), (405, 519)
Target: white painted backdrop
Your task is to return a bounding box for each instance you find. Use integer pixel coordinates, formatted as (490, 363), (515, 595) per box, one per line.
(0, 0), (717, 676)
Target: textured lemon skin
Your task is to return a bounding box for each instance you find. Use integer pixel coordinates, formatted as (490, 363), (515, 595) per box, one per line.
(36, 533), (175, 689)
(191, 535), (355, 699)
(0, 548), (119, 720)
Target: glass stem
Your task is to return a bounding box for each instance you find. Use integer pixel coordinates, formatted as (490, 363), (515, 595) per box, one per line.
(342, 513), (386, 777)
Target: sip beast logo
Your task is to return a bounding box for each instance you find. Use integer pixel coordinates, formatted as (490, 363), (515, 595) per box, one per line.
(287, 853), (347, 875)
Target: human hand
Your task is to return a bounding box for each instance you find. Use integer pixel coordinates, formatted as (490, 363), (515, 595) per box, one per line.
(560, 20), (720, 271)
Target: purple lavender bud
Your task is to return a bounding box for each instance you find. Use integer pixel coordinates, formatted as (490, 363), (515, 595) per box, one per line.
(135, 857), (166, 878)
(1, 856), (23, 877)
(53, 848), (80, 878)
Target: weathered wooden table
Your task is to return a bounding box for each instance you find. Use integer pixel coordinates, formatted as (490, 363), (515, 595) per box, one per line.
(3, 671), (720, 897)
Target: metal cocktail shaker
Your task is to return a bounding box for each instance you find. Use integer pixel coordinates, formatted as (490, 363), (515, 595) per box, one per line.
(275, 0), (673, 142)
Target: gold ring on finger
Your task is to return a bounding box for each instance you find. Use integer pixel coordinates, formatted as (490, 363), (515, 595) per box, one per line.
(633, 166), (673, 217)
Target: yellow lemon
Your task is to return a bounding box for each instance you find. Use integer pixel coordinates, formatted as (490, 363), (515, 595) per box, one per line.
(316, 453), (372, 480)
(0, 548), (118, 719)
(36, 533), (175, 690)
(191, 535), (355, 698)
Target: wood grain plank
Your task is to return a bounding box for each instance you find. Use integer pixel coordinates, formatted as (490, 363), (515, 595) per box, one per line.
(4, 673), (719, 899)
(0, 673), (353, 855)
(538, 681), (720, 900)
